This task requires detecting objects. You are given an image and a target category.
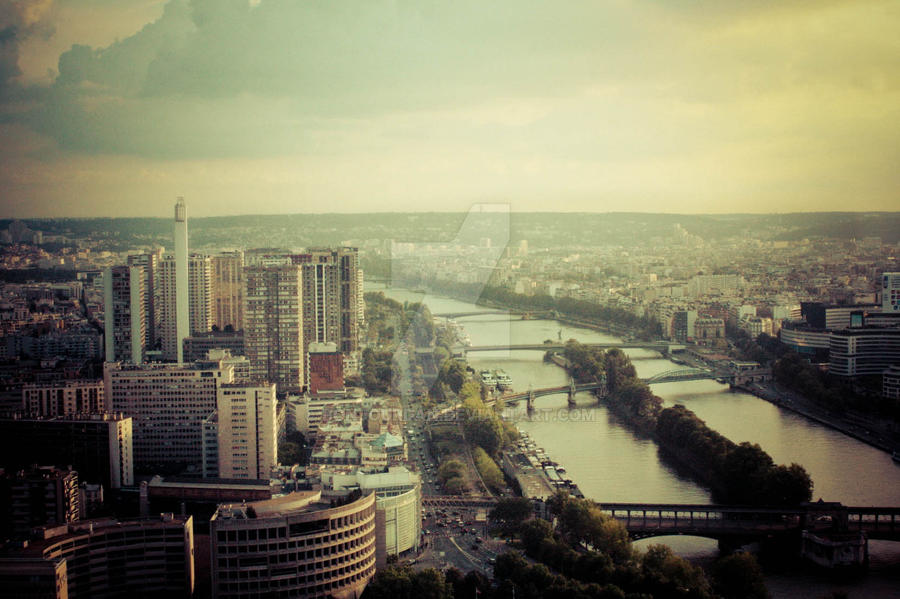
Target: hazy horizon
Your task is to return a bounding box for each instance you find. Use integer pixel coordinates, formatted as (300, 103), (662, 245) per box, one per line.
(1, 1), (898, 218)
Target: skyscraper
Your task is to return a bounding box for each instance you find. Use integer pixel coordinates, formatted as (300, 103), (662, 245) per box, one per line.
(159, 253), (214, 361)
(289, 247), (362, 375)
(212, 251), (244, 331)
(244, 265), (304, 393)
(127, 248), (163, 350)
(188, 254), (213, 334)
(174, 197), (189, 363)
(103, 265), (145, 363)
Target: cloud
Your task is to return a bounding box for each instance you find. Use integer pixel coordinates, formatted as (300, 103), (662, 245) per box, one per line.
(0, 0), (54, 90)
(1, 0), (898, 215)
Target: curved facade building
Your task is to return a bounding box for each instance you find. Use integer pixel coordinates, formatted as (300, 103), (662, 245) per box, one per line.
(210, 490), (375, 599)
(375, 485), (421, 565)
(0, 514), (195, 599)
(780, 322), (831, 361)
(829, 327), (900, 378)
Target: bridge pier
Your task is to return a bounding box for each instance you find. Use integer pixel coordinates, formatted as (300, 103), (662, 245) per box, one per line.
(567, 378), (577, 407)
(527, 389), (535, 414)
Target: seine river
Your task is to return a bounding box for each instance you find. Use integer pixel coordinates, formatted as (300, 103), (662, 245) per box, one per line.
(372, 285), (900, 597)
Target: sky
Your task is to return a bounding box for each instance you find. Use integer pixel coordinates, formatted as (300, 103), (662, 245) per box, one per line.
(0, 0), (898, 218)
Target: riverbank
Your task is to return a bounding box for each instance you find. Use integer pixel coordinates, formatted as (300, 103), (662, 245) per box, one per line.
(738, 382), (900, 455)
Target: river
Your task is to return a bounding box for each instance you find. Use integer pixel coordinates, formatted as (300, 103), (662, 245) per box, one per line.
(371, 285), (900, 597)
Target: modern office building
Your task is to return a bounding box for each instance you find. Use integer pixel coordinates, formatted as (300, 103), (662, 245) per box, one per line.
(244, 265), (304, 393)
(212, 251), (244, 332)
(801, 302), (881, 331)
(103, 265), (145, 363)
(209, 490), (376, 599)
(22, 380), (105, 417)
(323, 466), (421, 566)
(216, 382), (277, 480)
(779, 321), (831, 362)
(0, 514), (195, 599)
(883, 272), (900, 313)
(0, 413), (133, 489)
(829, 327), (900, 378)
(105, 360), (229, 473)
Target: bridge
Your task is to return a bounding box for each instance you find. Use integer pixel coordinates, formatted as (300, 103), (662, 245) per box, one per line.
(422, 498), (900, 543)
(421, 496), (899, 566)
(486, 369), (728, 412)
(598, 502), (900, 560)
(458, 342), (676, 355)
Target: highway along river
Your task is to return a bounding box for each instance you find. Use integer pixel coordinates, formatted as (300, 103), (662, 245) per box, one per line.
(372, 285), (900, 597)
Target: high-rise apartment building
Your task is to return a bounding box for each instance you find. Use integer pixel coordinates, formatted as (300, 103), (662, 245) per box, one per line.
(103, 265), (145, 363)
(244, 265), (304, 393)
(216, 382), (277, 479)
(289, 247), (362, 375)
(212, 251), (244, 331)
(159, 252), (214, 361)
(188, 254), (214, 334)
(127, 248), (163, 350)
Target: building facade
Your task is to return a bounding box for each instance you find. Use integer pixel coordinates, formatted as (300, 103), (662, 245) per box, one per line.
(216, 382), (277, 480)
(323, 467), (421, 566)
(212, 251), (244, 332)
(0, 413), (133, 489)
(883, 272), (900, 313)
(103, 265), (145, 363)
(6, 466), (81, 537)
(244, 265), (304, 393)
(128, 248), (163, 351)
(210, 490), (376, 599)
(308, 342), (344, 395)
(22, 380), (105, 417)
(829, 327), (900, 378)
(104, 360), (235, 473)
(0, 515), (194, 599)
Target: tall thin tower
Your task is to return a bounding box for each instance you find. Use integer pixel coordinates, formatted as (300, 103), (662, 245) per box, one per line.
(174, 197), (189, 363)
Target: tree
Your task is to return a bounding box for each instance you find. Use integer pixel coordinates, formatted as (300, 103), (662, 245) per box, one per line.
(443, 477), (468, 495)
(639, 544), (713, 599)
(711, 552), (769, 599)
(490, 497), (534, 534)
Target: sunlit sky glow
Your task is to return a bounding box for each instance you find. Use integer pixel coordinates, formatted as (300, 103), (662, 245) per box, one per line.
(1, 0), (898, 217)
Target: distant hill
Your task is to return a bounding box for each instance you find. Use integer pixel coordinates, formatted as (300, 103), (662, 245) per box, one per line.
(3, 211), (898, 249)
